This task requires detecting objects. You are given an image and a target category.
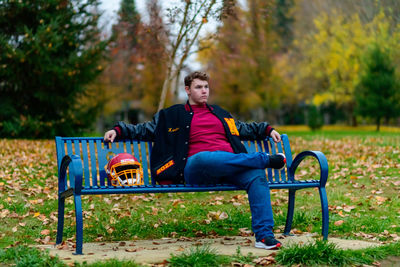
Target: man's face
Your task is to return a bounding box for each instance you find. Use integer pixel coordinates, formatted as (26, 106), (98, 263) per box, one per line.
(185, 78), (209, 105)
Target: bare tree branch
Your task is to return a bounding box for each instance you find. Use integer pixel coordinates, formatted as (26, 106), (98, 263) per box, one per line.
(157, 0), (223, 111)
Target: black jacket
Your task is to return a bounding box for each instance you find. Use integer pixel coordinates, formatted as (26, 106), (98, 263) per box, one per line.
(114, 103), (272, 184)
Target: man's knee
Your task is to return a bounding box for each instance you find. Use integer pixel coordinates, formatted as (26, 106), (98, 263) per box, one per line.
(231, 170), (267, 191)
(246, 174), (268, 190)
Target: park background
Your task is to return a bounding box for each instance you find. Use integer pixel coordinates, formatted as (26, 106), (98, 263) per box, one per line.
(1, 0), (400, 138)
(1, 0), (400, 266)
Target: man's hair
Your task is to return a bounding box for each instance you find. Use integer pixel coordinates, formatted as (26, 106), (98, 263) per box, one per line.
(184, 71), (209, 87)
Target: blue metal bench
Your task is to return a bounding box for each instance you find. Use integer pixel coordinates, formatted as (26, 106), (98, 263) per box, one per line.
(55, 134), (329, 255)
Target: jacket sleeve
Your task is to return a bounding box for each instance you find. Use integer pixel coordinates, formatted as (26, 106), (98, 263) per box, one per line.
(114, 113), (159, 142)
(236, 120), (273, 140)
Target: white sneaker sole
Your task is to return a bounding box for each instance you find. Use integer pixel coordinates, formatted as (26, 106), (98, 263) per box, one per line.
(255, 241), (282, 250)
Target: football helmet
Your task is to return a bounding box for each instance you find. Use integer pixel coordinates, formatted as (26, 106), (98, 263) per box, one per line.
(105, 153), (144, 186)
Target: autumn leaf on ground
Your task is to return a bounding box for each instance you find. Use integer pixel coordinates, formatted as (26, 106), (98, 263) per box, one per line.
(253, 255), (276, 266)
(239, 228), (252, 237)
(334, 220), (344, 226)
(40, 229), (50, 235)
(207, 211), (228, 220)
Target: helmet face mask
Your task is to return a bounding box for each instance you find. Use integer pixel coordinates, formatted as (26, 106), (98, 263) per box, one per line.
(105, 153), (144, 186)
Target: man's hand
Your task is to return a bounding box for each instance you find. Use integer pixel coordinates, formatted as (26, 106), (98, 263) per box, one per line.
(104, 129), (117, 143)
(270, 129), (281, 143)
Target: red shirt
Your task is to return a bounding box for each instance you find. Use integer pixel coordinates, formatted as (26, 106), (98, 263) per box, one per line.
(187, 104), (234, 157)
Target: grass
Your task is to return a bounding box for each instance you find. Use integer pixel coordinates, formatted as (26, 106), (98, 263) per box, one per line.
(275, 239), (349, 266)
(0, 245), (144, 267)
(77, 258), (143, 267)
(0, 245), (66, 267)
(169, 245), (231, 267)
(0, 244), (255, 267)
(169, 245), (258, 267)
(280, 124), (400, 136)
(0, 125), (399, 266)
(275, 239), (400, 266)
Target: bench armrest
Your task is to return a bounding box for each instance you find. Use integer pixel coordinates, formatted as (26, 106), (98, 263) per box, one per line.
(288, 150), (329, 187)
(59, 154), (83, 195)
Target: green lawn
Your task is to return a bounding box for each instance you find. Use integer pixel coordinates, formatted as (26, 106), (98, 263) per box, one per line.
(0, 126), (399, 266)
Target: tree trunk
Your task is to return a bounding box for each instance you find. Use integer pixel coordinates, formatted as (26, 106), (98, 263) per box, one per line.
(158, 67), (174, 112)
(352, 115), (358, 127)
(376, 117), (381, 131)
(173, 72), (181, 103)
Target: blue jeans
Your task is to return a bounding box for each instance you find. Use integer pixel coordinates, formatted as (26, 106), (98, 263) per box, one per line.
(184, 151), (275, 241)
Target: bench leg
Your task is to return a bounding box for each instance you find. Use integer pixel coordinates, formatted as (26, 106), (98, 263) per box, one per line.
(56, 196), (65, 245)
(319, 186), (329, 240)
(73, 194), (84, 255)
(283, 189), (296, 236)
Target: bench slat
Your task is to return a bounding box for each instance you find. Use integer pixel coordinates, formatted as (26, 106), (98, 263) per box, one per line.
(242, 140), (249, 152)
(276, 140), (286, 182)
(66, 140), (74, 187)
(74, 140), (80, 157)
(256, 140), (263, 152)
(125, 139), (133, 155)
(248, 140), (256, 153)
(81, 140), (91, 187)
(88, 140), (98, 187)
(148, 142), (156, 186)
(282, 135), (294, 182)
(267, 138), (280, 182)
(132, 141), (140, 165)
(96, 140), (107, 187)
(282, 135), (292, 166)
(262, 140), (273, 182)
(140, 142), (150, 185)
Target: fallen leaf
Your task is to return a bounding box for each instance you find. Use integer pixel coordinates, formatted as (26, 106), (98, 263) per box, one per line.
(343, 205), (355, 212)
(40, 229), (50, 235)
(375, 196), (387, 204)
(334, 220), (344, 226)
(42, 236), (51, 244)
(239, 228), (252, 237)
(151, 207), (159, 215)
(0, 209), (10, 218)
(219, 212), (228, 220)
(253, 256), (276, 266)
(293, 229), (303, 234)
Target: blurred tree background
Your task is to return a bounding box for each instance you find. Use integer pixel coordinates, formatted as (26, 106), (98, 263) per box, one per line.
(355, 44), (400, 131)
(0, 0), (108, 138)
(1, 0), (400, 138)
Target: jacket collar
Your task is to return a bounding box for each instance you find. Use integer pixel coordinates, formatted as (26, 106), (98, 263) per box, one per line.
(185, 100), (213, 112)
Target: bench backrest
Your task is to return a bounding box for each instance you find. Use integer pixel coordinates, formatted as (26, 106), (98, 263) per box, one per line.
(55, 134), (293, 188)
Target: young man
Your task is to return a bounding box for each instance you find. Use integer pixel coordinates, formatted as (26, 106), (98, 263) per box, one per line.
(104, 71), (286, 249)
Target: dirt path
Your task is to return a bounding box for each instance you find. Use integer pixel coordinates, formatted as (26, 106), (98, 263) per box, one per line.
(38, 234), (382, 266)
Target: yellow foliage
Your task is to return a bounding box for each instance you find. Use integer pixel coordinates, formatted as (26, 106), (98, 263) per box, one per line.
(312, 92), (334, 107)
(196, 35), (216, 65)
(294, 8), (400, 108)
